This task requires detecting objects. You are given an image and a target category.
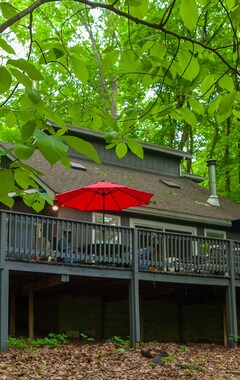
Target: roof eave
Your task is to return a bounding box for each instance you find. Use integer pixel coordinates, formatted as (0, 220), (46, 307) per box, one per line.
(126, 206), (232, 227)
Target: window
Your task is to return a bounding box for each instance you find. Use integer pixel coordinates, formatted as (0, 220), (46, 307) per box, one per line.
(93, 213), (121, 243)
(130, 218), (196, 235)
(130, 219), (196, 261)
(204, 229), (226, 239)
(93, 213), (120, 227)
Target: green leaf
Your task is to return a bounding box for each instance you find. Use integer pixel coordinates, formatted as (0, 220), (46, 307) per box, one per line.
(7, 59), (44, 81)
(218, 74), (235, 92)
(10, 68), (32, 89)
(0, 3), (17, 18)
(32, 195), (45, 213)
(0, 67), (12, 94)
(120, 50), (139, 74)
(105, 143), (116, 150)
(126, 139), (144, 159)
(43, 107), (67, 131)
(22, 193), (34, 208)
(208, 96), (221, 115)
(125, 0), (142, 5)
(226, 0), (236, 11)
(115, 142), (128, 159)
(196, 0), (210, 4)
(0, 38), (15, 54)
(200, 74), (216, 97)
(178, 50), (200, 80)
(21, 120), (37, 141)
(0, 170), (15, 197)
(93, 108), (118, 129)
(218, 93), (234, 116)
(0, 195), (14, 208)
(34, 130), (69, 165)
(61, 136), (101, 164)
(150, 43), (167, 60)
(23, 193), (45, 213)
(41, 41), (65, 53)
(10, 161), (43, 176)
(14, 145), (35, 160)
(231, 6), (240, 23)
(69, 55), (89, 83)
(233, 109), (240, 119)
(102, 50), (119, 73)
(40, 192), (54, 205)
(14, 169), (36, 190)
(215, 93), (233, 122)
(180, 0), (199, 31)
(180, 107), (197, 127)
(69, 104), (82, 124)
(5, 111), (17, 127)
(105, 131), (118, 143)
(188, 98), (205, 115)
(26, 89), (42, 104)
(39, 49), (56, 64)
(90, 113), (102, 129)
(129, 0), (149, 18)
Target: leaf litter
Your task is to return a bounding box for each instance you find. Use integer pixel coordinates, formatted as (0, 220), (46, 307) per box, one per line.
(0, 341), (240, 379)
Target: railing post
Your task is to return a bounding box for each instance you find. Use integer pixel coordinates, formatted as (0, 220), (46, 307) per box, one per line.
(0, 212), (9, 352)
(0, 212), (6, 269)
(129, 228), (141, 349)
(225, 240), (238, 347)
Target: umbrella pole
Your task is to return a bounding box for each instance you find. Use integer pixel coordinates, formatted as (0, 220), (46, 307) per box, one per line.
(103, 194), (105, 224)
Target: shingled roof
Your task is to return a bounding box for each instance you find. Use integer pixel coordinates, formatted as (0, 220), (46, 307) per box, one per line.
(2, 127), (240, 227)
(25, 149), (240, 227)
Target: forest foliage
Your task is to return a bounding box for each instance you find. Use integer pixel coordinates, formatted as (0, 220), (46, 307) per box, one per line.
(0, 0), (240, 210)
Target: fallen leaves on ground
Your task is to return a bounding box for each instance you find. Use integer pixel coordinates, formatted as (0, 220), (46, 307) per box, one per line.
(0, 341), (239, 379)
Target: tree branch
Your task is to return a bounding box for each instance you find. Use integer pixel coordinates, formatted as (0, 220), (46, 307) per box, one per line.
(0, 0), (58, 33)
(0, 0), (239, 76)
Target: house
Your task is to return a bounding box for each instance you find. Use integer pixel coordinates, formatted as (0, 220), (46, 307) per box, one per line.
(1, 126), (240, 352)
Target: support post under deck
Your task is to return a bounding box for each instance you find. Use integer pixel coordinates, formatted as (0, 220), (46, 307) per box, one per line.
(226, 240), (238, 347)
(129, 229), (140, 348)
(0, 212), (9, 352)
(0, 268), (9, 352)
(28, 291), (34, 340)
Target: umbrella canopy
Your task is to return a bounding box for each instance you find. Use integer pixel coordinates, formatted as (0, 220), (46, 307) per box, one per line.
(55, 181), (153, 220)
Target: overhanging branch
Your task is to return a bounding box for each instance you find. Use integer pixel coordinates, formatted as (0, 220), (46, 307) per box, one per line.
(0, 0), (239, 76)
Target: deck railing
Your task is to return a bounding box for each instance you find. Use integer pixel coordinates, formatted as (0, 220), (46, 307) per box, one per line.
(2, 211), (240, 277)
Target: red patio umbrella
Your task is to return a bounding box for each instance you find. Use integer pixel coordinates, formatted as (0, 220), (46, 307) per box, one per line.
(55, 180), (154, 222)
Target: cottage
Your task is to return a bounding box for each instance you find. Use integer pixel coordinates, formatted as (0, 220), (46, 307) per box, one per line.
(1, 126), (240, 351)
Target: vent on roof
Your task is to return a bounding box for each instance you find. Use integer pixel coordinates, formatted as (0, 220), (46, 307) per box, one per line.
(70, 162), (86, 171)
(160, 179), (180, 188)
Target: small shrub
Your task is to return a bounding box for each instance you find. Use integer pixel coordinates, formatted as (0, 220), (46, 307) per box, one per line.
(162, 355), (176, 363)
(179, 345), (189, 352)
(106, 336), (130, 346)
(178, 363), (203, 372)
(29, 333), (68, 348)
(79, 332), (94, 341)
(8, 333), (68, 349)
(7, 337), (27, 349)
(116, 347), (126, 355)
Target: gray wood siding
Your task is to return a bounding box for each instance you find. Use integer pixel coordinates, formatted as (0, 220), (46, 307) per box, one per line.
(70, 142), (181, 176)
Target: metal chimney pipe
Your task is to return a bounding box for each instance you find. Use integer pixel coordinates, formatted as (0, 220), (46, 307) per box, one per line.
(207, 159), (220, 207)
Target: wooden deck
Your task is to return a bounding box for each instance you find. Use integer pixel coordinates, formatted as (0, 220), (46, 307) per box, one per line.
(1, 211), (240, 351)
(2, 211), (240, 281)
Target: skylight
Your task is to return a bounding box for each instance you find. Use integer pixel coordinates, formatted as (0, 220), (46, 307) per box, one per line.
(70, 162), (87, 171)
(160, 179), (180, 188)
